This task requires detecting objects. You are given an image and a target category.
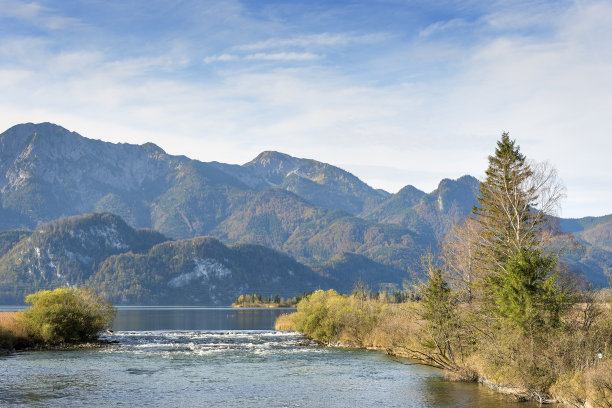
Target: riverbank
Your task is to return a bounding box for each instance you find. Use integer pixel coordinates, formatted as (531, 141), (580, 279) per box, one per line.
(1, 311), (115, 354)
(275, 290), (612, 407)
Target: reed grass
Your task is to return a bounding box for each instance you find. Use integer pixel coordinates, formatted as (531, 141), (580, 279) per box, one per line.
(0, 311), (29, 350)
(0, 311), (26, 335)
(274, 313), (297, 331)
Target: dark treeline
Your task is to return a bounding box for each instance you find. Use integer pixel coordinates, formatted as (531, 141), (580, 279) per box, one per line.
(232, 292), (313, 308)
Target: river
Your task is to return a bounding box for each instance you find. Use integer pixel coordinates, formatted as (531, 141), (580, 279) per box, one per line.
(0, 307), (547, 407)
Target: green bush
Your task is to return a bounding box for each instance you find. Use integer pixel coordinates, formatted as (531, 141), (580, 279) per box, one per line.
(21, 288), (115, 345)
(291, 289), (390, 346)
(293, 290), (340, 344)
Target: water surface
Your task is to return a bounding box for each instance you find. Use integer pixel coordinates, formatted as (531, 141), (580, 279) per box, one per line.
(112, 306), (291, 331)
(0, 307), (547, 407)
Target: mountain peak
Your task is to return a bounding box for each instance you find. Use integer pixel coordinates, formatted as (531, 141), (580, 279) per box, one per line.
(1, 122), (77, 151)
(434, 175), (480, 193)
(4, 122), (72, 135)
(140, 142), (166, 155)
(246, 151), (301, 171)
(244, 151), (301, 186)
(249, 150), (298, 163)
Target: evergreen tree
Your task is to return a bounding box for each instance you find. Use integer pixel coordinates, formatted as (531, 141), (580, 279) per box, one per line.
(423, 267), (452, 326)
(420, 252), (461, 369)
(493, 248), (566, 330)
(473, 132), (538, 270)
(471, 132), (567, 328)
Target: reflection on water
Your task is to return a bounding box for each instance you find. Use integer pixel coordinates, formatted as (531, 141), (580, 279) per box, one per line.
(112, 306), (294, 331)
(0, 307), (551, 408)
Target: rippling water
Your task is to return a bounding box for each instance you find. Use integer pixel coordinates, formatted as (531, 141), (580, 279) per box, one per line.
(0, 308), (546, 407)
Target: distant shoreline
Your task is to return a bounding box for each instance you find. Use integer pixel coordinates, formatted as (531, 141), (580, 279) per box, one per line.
(0, 305), (298, 311)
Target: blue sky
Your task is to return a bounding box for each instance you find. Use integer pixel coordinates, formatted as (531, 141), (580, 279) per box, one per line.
(0, 0), (610, 218)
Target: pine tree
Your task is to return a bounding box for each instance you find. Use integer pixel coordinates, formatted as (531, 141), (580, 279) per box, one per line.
(420, 252), (461, 369)
(471, 132), (567, 328)
(493, 248), (566, 330)
(473, 132), (538, 270)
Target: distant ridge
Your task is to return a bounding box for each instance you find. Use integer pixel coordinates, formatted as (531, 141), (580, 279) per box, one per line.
(0, 212), (331, 305)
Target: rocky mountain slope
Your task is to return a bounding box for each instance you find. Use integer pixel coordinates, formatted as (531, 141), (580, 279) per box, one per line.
(209, 188), (425, 273)
(364, 175), (480, 240)
(211, 151), (389, 215)
(0, 122), (248, 236)
(0, 123), (428, 278)
(0, 213), (167, 303)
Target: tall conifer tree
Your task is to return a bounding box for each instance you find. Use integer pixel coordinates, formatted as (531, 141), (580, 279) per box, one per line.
(473, 132), (539, 271)
(471, 133), (567, 329)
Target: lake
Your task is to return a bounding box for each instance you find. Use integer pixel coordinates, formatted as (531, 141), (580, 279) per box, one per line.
(0, 307), (547, 407)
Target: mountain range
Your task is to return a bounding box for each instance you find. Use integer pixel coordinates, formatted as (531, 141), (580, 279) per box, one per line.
(0, 123), (609, 303)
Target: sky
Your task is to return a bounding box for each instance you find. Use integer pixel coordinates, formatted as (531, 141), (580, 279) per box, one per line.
(0, 0), (610, 218)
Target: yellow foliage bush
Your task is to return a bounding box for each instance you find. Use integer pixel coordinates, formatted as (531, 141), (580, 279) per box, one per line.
(20, 287), (115, 345)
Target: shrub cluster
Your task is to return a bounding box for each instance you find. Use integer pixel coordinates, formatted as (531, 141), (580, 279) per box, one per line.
(287, 289), (419, 348)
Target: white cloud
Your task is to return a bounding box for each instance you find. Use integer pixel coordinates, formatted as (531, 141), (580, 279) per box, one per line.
(0, 0), (84, 30)
(419, 18), (468, 38)
(0, 0), (44, 20)
(244, 52), (322, 61)
(204, 52), (321, 63)
(0, 68), (31, 86)
(233, 33), (372, 51)
(204, 54), (239, 63)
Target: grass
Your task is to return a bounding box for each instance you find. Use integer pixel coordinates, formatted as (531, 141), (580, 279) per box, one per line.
(0, 312), (25, 334)
(0, 311), (29, 350)
(0, 311), (16, 324)
(274, 313), (297, 331)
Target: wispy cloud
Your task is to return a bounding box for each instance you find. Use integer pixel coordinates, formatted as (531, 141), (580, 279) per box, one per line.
(233, 33), (385, 51)
(0, 0), (45, 20)
(203, 54), (240, 63)
(204, 52), (321, 63)
(203, 31), (384, 65)
(245, 52), (322, 61)
(0, 0), (84, 30)
(419, 18), (468, 38)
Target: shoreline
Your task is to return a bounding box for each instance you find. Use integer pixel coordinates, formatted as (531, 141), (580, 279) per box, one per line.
(1, 339), (116, 355)
(310, 338), (570, 406)
(231, 303), (285, 308)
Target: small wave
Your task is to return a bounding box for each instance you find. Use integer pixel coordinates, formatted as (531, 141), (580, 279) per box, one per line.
(100, 330), (321, 357)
